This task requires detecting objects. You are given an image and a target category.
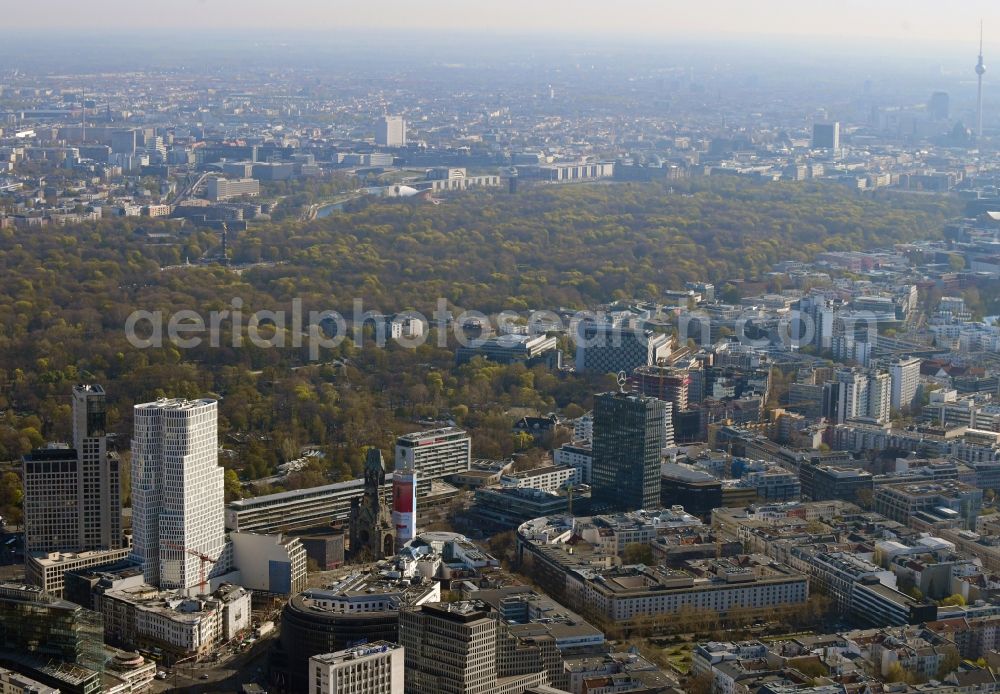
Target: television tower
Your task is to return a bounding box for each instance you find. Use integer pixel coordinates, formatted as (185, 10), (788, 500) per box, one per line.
(976, 21), (986, 139)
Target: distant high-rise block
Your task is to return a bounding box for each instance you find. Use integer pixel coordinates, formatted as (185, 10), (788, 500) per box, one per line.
(832, 368), (890, 425)
(575, 323), (671, 374)
(130, 398), (225, 590)
(375, 116), (406, 147)
(23, 385), (122, 554)
(928, 91), (950, 120)
(631, 365), (690, 412)
(976, 25), (987, 138)
(812, 122), (840, 150)
(591, 392), (665, 511)
(889, 356), (922, 412)
(110, 129), (137, 155)
(206, 177), (260, 201)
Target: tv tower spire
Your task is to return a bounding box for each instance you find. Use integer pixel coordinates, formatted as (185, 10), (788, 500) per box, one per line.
(976, 20), (986, 139)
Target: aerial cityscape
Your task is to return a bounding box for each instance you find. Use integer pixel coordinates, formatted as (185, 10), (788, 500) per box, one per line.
(4, 2), (1000, 693)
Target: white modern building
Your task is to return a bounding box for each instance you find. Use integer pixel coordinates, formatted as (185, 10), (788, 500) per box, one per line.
(375, 116), (406, 148)
(395, 428), (471, 495)
(554, 441), (593, 484)
(131, 398), (226, 591)
(573, 412), (593, 442)
(230, 532), (308, 596)
(206, 177), (260, 201)
(835, 369), (891, 425)
(889, 356), (921, 412)
(26, 546), (132, 597)
(309, 642), (404, 694)
(500, 465), (580, 492)
(869, 371), (892, 424)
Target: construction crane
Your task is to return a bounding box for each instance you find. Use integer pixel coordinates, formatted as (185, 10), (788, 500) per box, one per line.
(163, 541), (218, 595)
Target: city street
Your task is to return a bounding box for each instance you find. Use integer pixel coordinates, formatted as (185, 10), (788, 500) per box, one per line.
(151, 632), (275, 693)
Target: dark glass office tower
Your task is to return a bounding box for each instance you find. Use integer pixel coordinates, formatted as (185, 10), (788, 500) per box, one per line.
(591, 391), (665, 512)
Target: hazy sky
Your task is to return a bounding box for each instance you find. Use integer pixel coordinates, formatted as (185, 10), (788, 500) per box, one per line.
(7, 0), (1000, 46)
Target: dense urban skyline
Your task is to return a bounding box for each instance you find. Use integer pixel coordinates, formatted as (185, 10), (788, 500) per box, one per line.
(4, 4), (1000, 693)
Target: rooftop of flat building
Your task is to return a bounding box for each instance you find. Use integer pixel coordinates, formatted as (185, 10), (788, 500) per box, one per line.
(397, 426), (468, 443)
(507, 464), (574, 479)
(23, 448), (78, 464)
(474, 333), (556, 348)
(27, 547), (132, 568)
(661, 463), (718, 484)
(303, 571), (435, 605)
(226, 475), (373, 508)
(311, 641), (402, 665)
(103, 583), (247, 622)
(473, 586), (603, 643)
(135, 397), (215, 411)
(66, 560), (144, 582)
(878, 479), (980, 496)
(419, 600), (492, 622)
(581, 555), (803, 594)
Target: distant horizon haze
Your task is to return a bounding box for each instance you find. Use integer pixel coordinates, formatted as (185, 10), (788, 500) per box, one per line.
(4, 0), (1000, 47)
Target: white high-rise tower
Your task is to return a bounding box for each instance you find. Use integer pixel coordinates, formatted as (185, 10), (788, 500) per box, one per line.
(375, 115), (406, 147)
(130, 398), (225, 591)
(976, 21), (987, 139)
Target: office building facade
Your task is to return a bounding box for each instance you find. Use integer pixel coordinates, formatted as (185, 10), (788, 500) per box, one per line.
(554, 441), (593, 483)
(812, 122), (840, 149)
(309, 642), (404, 694)
(206, 177), (260, 201)
(73, 385), (122, 551)
(631, 365), (690, 412)
(131, 398), (225, 590)
(575, 324), (670, 374)
(889, 356), (921, 412)
(833, 369), (891, 424)
(278, 575), (439, 692)
(23, 447), (82, 554)
(400, 601), (551, 694)
(0, 582), (105, 672)
(110, 129), (137, 155)
(591, 392), (665, 511)
(375, 116), (406, 147)
(798, 464), (874, 504)
(395, 428), (471, 495)
(225, 476), (387, 534)
(23, 385), (122, 555)
(26, 547), (132, 597)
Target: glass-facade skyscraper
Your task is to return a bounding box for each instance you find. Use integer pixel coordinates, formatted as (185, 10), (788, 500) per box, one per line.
(591, 391), (665, 511)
